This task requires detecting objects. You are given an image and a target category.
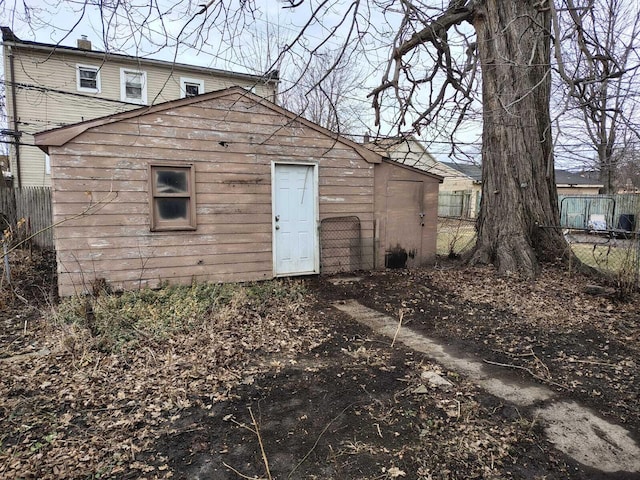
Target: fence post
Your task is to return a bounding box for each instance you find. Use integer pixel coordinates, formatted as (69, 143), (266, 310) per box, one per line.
(3, 240), (10, 284)
(636, 233), (640, 288)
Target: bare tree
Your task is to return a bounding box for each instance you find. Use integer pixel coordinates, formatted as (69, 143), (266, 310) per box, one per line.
(281, 49), (368, 135)
(361, 1), (565, 276)
(9, 0), (634, 276)
(553, 0), (640, 193)
(612, 143), (640, 192)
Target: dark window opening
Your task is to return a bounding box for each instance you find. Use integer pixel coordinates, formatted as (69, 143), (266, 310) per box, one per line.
(149, 164), (196, 231)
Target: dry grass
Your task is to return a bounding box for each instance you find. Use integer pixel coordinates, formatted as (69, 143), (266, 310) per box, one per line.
(1, 279), (330, 479)
(436, 218), (476, 257)
(435, 219), (639, 290)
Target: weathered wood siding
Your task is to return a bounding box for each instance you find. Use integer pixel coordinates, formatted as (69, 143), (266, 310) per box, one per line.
(374, 160), (440, 269)
(6, 46), (276, 187)
(50, 93), (375, 295)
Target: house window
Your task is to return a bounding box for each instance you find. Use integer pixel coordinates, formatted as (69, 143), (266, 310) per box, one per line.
(120, 68), (147, 104)
(180, 77), (204, 98)
(149, 164), (196, 231)
(76, 64), (100, 93)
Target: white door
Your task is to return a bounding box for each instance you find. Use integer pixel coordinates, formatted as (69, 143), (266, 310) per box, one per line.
(273, 163), (319, 275)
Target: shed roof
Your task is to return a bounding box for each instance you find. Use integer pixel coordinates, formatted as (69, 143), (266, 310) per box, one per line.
(34, 87), (383, 164)
(382, 158), (443, 183)
(554, 169), (603, 187)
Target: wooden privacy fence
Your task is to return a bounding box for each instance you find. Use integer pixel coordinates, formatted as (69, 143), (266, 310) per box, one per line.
(0, 187), (53, 248)
(438, 191), (472, 218)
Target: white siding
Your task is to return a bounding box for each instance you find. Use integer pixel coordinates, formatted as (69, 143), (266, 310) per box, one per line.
(5, 45), (277, 186)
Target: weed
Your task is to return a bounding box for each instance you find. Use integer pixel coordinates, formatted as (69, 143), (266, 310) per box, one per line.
(54, 279), (308, 352)
(56, 283), (230, 351)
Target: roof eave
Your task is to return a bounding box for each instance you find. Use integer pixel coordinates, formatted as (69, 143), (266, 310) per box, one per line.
(382, 158), (444, 182)
(34, 87), (385, 164)
(3, 38), (278, 85)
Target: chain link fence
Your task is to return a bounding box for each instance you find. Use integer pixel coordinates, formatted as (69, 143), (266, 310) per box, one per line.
(436, 214), (640, 290)
(437, 216), (476, 258)
(561, 229), (639, 292)
(320, 216), (368, 274)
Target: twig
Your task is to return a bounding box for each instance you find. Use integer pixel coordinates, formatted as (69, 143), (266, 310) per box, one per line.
(483, 359), (568, 390)
(288, 402), (356, 479)
(249, 407), (272, 480)
(528, 348), (551, 378)
(495, 349), (536, 358)
(567, 358), (619, 367)
(225, 414), (256, 434)
(391, 309), (404, 347)
(496, 348), (551, 378)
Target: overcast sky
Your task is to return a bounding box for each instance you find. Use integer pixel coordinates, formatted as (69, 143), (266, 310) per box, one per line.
(11, 1), (633, 168)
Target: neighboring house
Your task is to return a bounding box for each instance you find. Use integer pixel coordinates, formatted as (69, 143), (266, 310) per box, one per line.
(436, 162), (482, 218)
(35, 87), (442, 296)
(441, 162), (603, 195)
(554, 170), (604, 195)
(438, 163), (603, 217)
(365, 136), (482, 218)
(1, 26), (278, 187)
(369, 136), (604, 218)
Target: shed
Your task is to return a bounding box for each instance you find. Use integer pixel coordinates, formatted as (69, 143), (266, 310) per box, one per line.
(35, 87), (441, 296)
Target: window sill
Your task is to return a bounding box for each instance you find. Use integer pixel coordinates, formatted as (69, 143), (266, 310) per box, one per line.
(150, 225), (197, 232)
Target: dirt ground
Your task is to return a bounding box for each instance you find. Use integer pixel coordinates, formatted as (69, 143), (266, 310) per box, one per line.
(1, 251), (639, 479)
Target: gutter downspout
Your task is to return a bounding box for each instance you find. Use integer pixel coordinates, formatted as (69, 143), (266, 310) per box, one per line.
(8, 46), (22, 188)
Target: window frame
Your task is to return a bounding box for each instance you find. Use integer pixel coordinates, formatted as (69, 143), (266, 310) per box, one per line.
(179, 77), (205, 98)
(76, 64), (101, 93)
(148, 163), (197, 231)
(120, 68), (148, 104)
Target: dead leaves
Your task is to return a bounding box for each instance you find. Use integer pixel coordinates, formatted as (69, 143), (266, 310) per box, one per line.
(0, 281), (330, 479)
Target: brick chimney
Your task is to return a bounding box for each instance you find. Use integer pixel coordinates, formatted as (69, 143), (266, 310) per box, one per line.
(77, 35), (92, 50)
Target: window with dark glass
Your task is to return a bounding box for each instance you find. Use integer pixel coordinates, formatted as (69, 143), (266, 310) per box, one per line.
(184, 83), (200, 97)
(179, 77), (204, 98)
(125, 72), (143, 98)
(76, 64), (100, 93)
(120, 68), (147, 104)
(79, 68), (98, 89)
(149, 164), (196, 231)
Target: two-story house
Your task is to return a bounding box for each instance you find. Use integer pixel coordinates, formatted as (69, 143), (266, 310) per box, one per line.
(2, 27), (279, 187)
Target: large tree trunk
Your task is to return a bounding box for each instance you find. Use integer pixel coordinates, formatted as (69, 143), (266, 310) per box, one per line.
(469, 0), (567, 277)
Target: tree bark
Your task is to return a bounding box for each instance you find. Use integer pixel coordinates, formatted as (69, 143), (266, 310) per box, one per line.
(469, 0), (567, 277)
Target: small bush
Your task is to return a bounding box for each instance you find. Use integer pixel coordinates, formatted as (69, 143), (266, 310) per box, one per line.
(55, 280), (307, 352)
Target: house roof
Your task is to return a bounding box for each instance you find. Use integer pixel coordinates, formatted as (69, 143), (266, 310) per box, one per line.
(554, 169), (603, 187)
(441, 162), (482, 182)
(442, 162), (603, 187)
(1, 27), (278, 85)
(366, 135), (440, 168)
(34, 86), (383, 164)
